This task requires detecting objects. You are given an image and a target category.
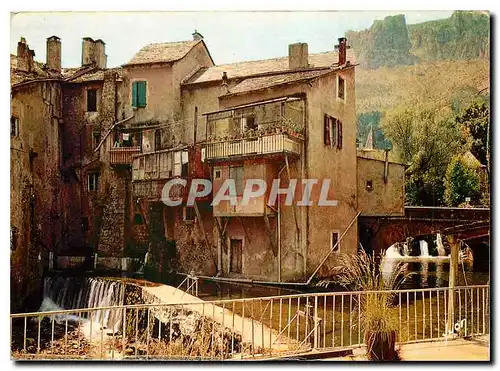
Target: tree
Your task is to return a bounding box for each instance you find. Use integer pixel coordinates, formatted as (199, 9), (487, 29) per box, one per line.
(444, 155), (481, 206)
(456, 100), (490, 169)
(381, 104), (463, 205)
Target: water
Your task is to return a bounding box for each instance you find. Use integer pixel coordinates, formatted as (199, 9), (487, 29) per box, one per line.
(42, 276), (125, 332)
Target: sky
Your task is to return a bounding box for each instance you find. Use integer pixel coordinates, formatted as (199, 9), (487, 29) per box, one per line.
(10, 11), (454, 68)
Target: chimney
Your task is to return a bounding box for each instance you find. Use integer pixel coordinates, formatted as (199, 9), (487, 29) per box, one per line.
(81, 37), (95, 66)
(221, 72), (229, 94)
(46, 36), (61, 72)
(17, 37), (34, 73)
(288, 43), (309, 69)
(192, 30), (204, 41)
(94, 39), (107, 69)
(336, 37), (348, 65)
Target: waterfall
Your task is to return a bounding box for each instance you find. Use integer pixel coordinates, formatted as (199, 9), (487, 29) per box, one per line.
(385, 243), (402, 258)
(436, 234), (446, 256)
(419, 240), (429, 257)
(42, 277), (125, 332)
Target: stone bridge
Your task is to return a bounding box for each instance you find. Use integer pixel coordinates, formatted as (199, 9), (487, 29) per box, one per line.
(359, 206), (490, 256)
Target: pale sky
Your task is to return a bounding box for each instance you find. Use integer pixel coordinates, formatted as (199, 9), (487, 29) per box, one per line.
(10, 11), (454, 68)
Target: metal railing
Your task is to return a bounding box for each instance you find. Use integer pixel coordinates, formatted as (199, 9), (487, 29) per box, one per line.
(10, 285), (489, 360)
(174, 274), (199, 298)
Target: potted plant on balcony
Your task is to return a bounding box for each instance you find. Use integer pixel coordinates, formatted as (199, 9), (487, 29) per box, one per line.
(329, 250), (412, 361)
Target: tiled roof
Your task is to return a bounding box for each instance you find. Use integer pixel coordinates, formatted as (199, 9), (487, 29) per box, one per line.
(187, 49), (356, 84)
(124, 40), (201, 66)
(224, 69), (334, 96)
(68, 67), (123, 83)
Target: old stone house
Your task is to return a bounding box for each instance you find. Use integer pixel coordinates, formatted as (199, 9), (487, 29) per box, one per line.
(11, 33), (405, 309)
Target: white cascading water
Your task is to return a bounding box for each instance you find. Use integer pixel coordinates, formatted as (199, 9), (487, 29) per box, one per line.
(436, 234), (446, 256)
(385, 243), (402, 258)
(41, 277), (125, 332)
(419, 240), (429, 257)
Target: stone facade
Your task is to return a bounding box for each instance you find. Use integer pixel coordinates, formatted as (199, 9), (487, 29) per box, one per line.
(11, 33), (406, 310)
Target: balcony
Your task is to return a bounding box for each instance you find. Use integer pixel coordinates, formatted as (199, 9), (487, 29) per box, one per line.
(204, 132), (303, 161)
(109, 146), (141, 165)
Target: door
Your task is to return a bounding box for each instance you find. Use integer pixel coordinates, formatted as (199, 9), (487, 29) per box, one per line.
(230, 238), (243, 274)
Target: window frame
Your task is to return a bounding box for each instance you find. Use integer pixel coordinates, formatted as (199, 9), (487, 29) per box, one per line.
(337, 76), (346, 101)
(86, 88), (98, 112)
(10, 116), (19, 138)
(331, 231), (341, 254)
(132, 80), (147, 108)
(92, 130), (101, 150)
(87, 172), (99, 192)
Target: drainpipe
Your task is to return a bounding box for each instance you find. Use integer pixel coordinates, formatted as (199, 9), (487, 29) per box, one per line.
(277, 163), (287, 282)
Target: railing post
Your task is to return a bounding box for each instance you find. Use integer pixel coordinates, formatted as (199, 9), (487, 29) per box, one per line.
(313, 296), (319, 349)
(447, 235), (459, 336)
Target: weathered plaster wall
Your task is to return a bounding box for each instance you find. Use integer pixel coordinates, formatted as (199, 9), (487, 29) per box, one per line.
(357, 157), (405, 216)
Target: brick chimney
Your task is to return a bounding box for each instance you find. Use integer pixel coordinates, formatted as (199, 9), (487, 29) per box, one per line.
(336, 37), (347, 65)
(288, 43), (309, 69)
(192, 30), (204, 41)
(46, 36), (61, 72)
(17, 37), (34, 73)
(221, 71), (229, 94)
(81, 37), (95, 66)
(94, 39), (107, 69)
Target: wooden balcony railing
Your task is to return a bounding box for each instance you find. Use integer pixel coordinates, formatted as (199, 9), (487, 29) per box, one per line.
(204, 133), (302, 161)
(109, 146), (141, 165)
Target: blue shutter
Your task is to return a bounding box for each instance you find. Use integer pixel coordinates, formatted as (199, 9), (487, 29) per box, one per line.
(137, 81), (147, 107)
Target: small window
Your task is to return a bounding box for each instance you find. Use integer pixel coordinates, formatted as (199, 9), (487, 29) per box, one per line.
(183, 207), (195, 222)
(88, 173), (99, 191)
(324, 115), (340, 148)
(81, 217), (89, 232)
(87, 89), (97, 112)
(229, 166), (244, 195)
(214, 169), (221, 179)
(154, 130), (162, 151)
(242, 116), (257, 131)
(331, 232), (340, 253)
(181, 151), (189, 177)
(338, 76), (345, 100)
(134, 213), (144, 225)
(92, 131), (101, 150)
(132, 81), (147, 108)
(366, 180), (373, 192)
(10, 116), (19, 138)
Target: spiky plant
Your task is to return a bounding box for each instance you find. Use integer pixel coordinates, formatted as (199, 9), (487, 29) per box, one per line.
(333, 249), (413, 361)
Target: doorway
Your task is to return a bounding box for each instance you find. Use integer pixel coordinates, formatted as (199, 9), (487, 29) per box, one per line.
(229, 238), (243, 274)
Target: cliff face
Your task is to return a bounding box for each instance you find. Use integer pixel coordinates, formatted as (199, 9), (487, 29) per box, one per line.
(347, 11), (490, 69)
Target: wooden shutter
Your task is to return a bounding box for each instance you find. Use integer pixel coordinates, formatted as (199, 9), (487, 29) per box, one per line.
(330, 118), (336, 148)
(132, 82), (138, 107)
(337, 120), (343, 149)
(324, 114), (330, 146)
(137, 81), (147, 107)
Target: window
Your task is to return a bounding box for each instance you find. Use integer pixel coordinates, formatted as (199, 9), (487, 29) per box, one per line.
(214, 169), (221, 179)
(181, 151), (189, 177)
(87, 89), (97, 112)
(10, 116), (19, 137)
(229, 166), (244, 195)
(154, 130), (162, 151)
(183, 206), (195, 222)
(338, 76), (345, 100)
(92, 131), (101, 150)
(88, 173), (99, 191)
(173, 150), (189, 177)
(81, 217), (89, 232)
(134, 213), (144, 225)
(132, 81), (147, 108)
(323, 115), (342, 149)
(241, 116), (257, 131)
(331, 232), (340, 253)
(366, 180), (373, 192)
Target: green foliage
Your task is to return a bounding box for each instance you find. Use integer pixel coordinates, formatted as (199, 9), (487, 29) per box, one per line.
(456, 100), (490, 166)
(381, 104), (463, 206)
(444, 155), (481, 206)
